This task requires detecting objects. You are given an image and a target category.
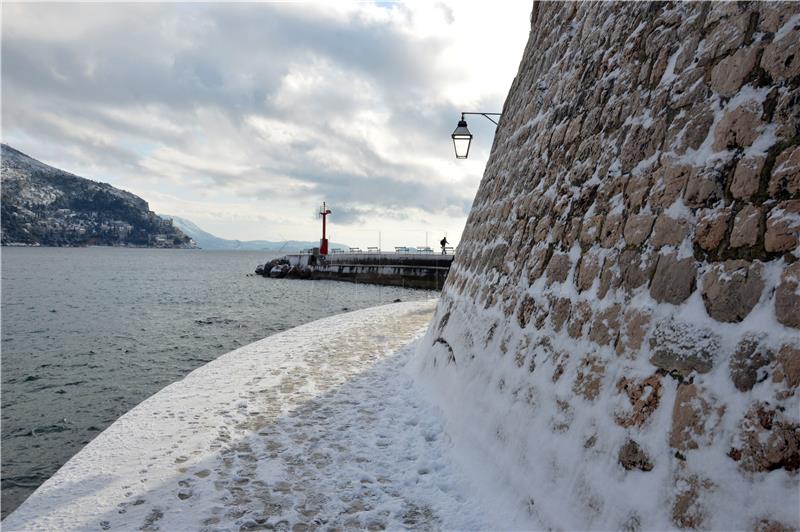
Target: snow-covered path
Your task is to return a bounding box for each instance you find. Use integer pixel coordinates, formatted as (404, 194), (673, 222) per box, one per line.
(4, 300), (497, 531)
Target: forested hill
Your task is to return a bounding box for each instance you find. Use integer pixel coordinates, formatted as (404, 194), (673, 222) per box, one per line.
(1, 144), (193, 248)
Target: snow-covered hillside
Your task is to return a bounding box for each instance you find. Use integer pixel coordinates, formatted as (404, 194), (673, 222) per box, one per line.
(1, 144), (192, 247)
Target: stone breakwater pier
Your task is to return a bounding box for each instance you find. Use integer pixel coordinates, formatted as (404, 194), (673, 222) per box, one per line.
(256, 251), (454, 290)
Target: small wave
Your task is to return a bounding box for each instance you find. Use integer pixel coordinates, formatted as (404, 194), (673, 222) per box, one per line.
(194, 316), (237, 325)
(1, 475), (44, 489)
(4, 424), (68, 439)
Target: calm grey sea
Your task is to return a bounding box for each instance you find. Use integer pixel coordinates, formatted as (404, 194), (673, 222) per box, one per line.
(0, 247), (434, 517)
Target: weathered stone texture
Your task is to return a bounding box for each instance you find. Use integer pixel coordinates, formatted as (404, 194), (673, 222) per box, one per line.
(623, 214), (655, 247)
(775, 262), (800, 329)
(774, 344), (800, 390)
(649, 253), (696, 304)
(729, 205), (762, 248)
(427, 2), (800, 528)
(615, 374), (662, 428)
(731, 155), (765, 199)
(616, 308), (651, 358)
(576, 253), (601, 292)
(695, 208), (730, 251)
(730, 336), (773, 392)
(702, 260), (764, 322)
(730, 403), (800, 473)
(618, 440), (653, 471)
(713, 100), (764, 151)
(649, 320), (719, 378)
(546, 253), (571, 283)
(768, 146), (800, 197)
(710, 45), (760, 97)
(651, 215), (689, 248)
(765, 200), (800, 253)
(670, 384), (723, 451)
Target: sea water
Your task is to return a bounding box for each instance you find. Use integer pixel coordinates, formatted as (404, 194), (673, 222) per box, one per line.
(0, 247), (434, 517)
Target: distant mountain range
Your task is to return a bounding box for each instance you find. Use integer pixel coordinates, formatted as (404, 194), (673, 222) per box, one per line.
(1, 144), (193, 248)
(163, 215), (348, 252)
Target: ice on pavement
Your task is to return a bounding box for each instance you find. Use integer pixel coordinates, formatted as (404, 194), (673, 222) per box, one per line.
(4, 300), (506, 531)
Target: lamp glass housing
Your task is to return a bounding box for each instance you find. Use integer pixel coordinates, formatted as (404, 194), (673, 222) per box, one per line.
(451, 119), (472, 159)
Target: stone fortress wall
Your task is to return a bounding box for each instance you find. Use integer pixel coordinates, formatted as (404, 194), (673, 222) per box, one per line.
(418, 2), (799, 529)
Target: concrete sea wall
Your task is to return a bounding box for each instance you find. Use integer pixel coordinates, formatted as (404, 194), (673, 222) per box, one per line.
(417, 2), (800, 530)
(310, 254), (453, 290)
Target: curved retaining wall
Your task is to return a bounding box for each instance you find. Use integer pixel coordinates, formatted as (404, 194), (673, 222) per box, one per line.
(416, 2), (799, 530)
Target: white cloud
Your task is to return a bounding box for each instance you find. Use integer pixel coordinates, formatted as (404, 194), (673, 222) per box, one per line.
(2, 1), (531, 248)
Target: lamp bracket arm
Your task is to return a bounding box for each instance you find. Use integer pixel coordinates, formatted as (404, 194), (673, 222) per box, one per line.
(460, 112), (501, 125)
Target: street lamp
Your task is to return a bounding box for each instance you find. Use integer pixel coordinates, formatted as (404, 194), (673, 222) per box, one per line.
(451, 112), (501, 159)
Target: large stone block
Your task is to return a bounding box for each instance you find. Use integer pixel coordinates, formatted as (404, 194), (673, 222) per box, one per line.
(619, 249), (656, 293)
(623, 214), (655, 247)
(649, 320), (719, 378)
(573, 355), (606, 401)
(597, 251), (622, 299)
(533, 215), (552, 243)
(649, 164), (692, 209)
(773, 87), (800, 140)
(713, 100), (764, 151)
(624, 174), (651, 212)
(600, 214), (625, 248)
(576, 252), (601, 292)
(765, 200), (800, 252)
(670, 383), (724, 451)
(729, 204), (762, 248)
(672, 473), (714, 530)
(526, 246), (551, 283)
(650, 253), (697, 304)
(665, 105), (714, 155)
(615, 374), (662, 427)
(588, 304), (621, 347)
(773, 343), (800, 390)
(615, 308), (651, 358)
(549, 297), (571, 332)
(729, 335), (774, 392)
(730, 403), (800, 472)
(684, 170), (725, 208)
(758, 2), (800, 32)
(579, 215), (604, 246)
(730, 155), (765, 199)
(546, 253), (571, 283)
(567, 300), (593, 339)
(702, 260), (764, 322)
(761, 28), (800, 80)
(775, 262), (800, 329)
(768, 146), (800, 197)
(618, 440), (653, 471)
(651, 214), (689, 248)
(710, 45), (760, 97)
(695, 208), (731, 251)
(619, 121), (665, 173)
(701, 7), (749, 59)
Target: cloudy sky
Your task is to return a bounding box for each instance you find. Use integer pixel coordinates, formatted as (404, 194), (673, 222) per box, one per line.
(2, 2), (531, 248)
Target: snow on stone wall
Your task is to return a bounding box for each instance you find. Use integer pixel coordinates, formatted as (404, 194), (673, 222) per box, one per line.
(415, 2), (800, 530)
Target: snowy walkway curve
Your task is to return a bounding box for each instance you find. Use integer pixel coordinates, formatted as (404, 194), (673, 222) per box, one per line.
(4, 300), (497, 531)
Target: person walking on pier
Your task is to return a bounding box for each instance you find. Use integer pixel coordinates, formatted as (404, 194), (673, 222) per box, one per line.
(440, 236), (449, 254)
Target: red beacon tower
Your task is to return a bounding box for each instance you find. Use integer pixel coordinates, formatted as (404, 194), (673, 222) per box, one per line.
(319, 202), (331, 255)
